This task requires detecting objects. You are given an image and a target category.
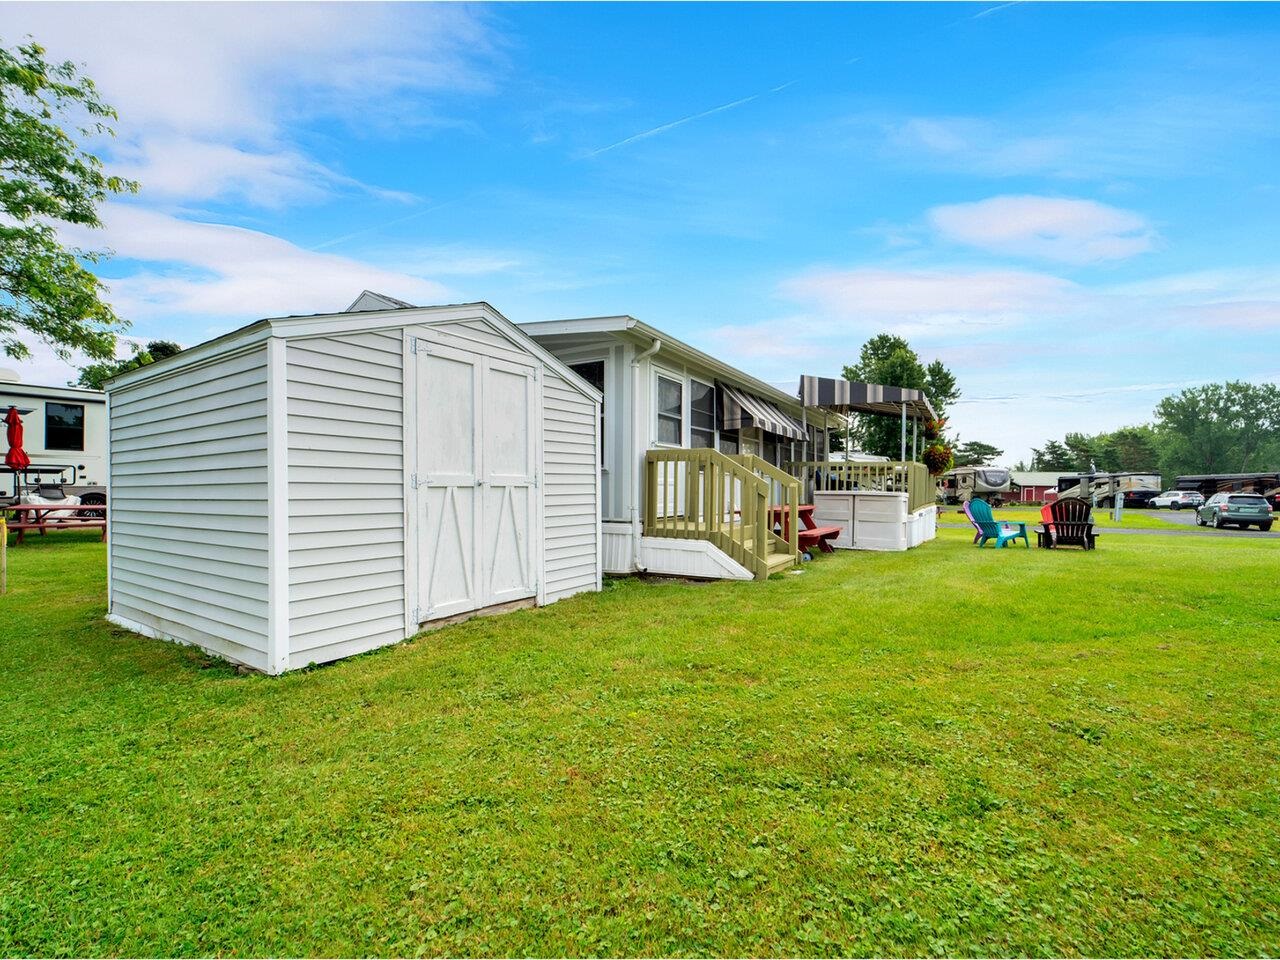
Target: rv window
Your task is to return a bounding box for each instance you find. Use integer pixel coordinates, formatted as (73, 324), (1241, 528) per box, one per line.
(656, 376), (682, 445)
(45, 402), (84, 451)
(690, 379), (715, 448)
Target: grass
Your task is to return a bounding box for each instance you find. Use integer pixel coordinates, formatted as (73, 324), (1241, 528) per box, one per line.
(3, 528), (1280, 956)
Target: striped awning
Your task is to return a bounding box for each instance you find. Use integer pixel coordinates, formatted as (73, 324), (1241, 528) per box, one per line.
(799, 375), (936, 421)
(718, 382), (806, 440)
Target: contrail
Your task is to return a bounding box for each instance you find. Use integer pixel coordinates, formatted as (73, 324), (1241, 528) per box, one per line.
(584, 80), (798, 158)
(970, 1), (1023, 19)
(309, 195), (471, 251)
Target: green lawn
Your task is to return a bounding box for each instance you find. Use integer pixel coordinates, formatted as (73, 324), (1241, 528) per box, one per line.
(3, 528), (1280, 956)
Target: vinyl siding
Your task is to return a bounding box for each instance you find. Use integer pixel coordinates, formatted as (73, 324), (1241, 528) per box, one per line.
(108, 346), (270, 669)
(541, 368), (601, 602)
(285, 331), (406, 664)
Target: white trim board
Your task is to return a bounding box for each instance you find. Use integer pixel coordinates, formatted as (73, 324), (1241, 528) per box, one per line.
(265, 336), (289, 675)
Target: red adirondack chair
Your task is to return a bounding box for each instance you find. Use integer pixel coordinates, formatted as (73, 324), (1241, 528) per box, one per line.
(1037, 497), (1098, 550)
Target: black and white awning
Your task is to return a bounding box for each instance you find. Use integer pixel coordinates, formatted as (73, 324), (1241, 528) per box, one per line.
(718, 382), (806, 441)
(798, 375), (936, 421)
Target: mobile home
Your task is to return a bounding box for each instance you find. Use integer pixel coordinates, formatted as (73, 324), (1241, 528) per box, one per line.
(106, 301), (602, 674)
(520, 315), (938, 577)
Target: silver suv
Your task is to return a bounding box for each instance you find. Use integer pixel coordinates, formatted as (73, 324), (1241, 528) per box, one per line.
(1150, 490), (1204, 510)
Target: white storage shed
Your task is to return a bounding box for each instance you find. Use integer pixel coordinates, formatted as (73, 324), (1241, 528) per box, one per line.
(105, 302), (602, 674)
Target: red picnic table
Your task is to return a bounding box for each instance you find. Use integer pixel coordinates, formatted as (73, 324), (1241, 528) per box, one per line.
(1, 501), (106, 545)
(767, 503), (841, 554)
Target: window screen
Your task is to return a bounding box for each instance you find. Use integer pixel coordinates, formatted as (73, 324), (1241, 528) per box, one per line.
(690, 379), (715, 448)
(657, 376), (682, 445)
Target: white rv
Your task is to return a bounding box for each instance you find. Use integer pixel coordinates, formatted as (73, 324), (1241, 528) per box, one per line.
(0, 375), (107, 500)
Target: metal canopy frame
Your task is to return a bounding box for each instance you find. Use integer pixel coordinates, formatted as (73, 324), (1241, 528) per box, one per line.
(798, 376), (936, 461)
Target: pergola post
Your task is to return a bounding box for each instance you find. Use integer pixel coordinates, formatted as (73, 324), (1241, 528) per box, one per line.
(900, 402), (907, 462)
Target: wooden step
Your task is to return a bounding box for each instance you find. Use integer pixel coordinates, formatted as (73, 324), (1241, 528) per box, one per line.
(765, 551), (796, 574)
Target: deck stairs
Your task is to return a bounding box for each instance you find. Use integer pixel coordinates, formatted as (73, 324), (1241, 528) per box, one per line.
(643, 449), (801, 580)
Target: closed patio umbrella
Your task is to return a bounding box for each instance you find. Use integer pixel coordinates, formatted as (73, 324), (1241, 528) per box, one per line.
(5, 406), (30, 470)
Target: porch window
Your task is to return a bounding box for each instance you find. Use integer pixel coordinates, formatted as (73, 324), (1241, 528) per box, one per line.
(657, 375), (682, 445)
(718, 430), (739, 455)
(690, 379), (715, 448)
(762, 436), (778, 467)
(570, 361), (606, 464)
(45, 402), (84, 451)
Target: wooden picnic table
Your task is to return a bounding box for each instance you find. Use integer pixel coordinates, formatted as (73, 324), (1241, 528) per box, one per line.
(1, 501), (106, 545)
(767, 503), (841, 554)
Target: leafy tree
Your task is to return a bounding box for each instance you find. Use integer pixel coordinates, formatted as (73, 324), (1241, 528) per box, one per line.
(1031, 439), (1074, 472)
(1064, 432), (1099, 472)
(924, 359), (960, 414)
(953, 439), (1003, 467)
(74, 339), (181, 389)
(1, 39), (138, 366)
(1154, 381), (1280, 476)
(1097, 425), (1162, 474)
(841, 334), (960, 459)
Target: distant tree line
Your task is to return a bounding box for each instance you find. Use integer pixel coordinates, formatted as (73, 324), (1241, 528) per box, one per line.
(1021, 382), (1280, 481)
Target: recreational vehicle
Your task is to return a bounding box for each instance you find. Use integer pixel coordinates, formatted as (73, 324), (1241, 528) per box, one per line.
(1056, 472), (1161, 506)
(0, 377), (107, 509)
(938, 466), (1011, 506)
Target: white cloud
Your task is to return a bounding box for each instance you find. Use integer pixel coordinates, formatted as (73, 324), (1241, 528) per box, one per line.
(778, 266), (1077, 333)
(927, 195), (1155, 264)
(1103, 266), (1280, 332)
(5, 3), (501, 206)
(7, 3), (498, 136)
(71, 205), (450, 322)
(891, 118), (1073, 177)
(109, 137), (415, 209)
(1, 335), (152, 390)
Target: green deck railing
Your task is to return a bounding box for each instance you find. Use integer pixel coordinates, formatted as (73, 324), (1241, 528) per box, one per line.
(643, 448), (799, 580)
(786, 460), (935, 515)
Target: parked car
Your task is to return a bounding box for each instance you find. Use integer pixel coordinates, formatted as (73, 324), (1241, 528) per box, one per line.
(1150, 490), (1204, 510)
(1196, 493), (1274, 531)
(1097, 489), (1161, 509)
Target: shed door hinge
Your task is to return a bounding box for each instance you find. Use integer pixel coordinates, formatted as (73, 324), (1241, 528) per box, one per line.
(410, 473), (420, 490)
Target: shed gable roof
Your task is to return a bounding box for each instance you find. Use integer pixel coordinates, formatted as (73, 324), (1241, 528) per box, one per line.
(107, 301), (601, 405)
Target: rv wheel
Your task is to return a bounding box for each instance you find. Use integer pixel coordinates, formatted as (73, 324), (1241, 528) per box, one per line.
(76, 491), (106, 520)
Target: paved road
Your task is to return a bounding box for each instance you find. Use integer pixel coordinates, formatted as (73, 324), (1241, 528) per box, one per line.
(1142, 507), (1276, 538)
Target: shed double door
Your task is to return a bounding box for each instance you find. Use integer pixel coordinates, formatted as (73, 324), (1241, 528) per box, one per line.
(414, 337), (538, 621)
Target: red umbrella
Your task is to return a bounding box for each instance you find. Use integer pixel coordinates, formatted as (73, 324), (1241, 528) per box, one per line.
(5, 406), (30, 470)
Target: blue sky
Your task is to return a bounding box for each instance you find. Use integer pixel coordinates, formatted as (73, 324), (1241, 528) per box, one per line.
(7, 2), (1280, 463)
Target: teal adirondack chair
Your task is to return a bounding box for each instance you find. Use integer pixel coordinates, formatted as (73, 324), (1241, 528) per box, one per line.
(964, 498), (1030, 548)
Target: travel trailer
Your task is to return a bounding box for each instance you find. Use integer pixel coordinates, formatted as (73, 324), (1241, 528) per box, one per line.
(1056, 473), (1161, 506)
(938, 466), (1012, 506)
(0, 376), (107, 507)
